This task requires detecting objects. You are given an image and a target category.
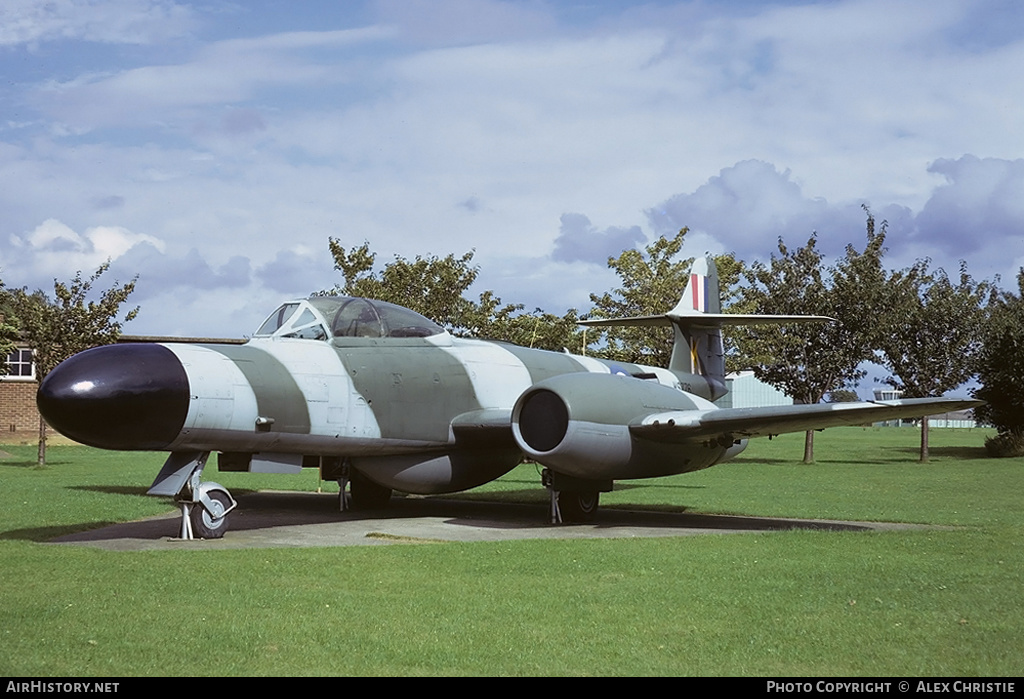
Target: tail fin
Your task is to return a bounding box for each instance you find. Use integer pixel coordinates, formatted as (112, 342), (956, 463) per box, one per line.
(666, 257), (726, 396)
(672, 256), (721, 316)
(667, 257), (726, 395)
(579, 256), (831, 401)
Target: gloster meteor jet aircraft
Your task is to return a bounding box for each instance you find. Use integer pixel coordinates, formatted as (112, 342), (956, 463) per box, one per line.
(37, 258), (978, 538)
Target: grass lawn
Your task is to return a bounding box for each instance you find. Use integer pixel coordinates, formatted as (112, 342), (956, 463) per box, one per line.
(0, 427), (1020, 676)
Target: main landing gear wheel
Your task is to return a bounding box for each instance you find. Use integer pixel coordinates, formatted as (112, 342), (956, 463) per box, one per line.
(190, 490), (232, 539)
(558, 490), (599, 523)
(349, 470), (393, 509)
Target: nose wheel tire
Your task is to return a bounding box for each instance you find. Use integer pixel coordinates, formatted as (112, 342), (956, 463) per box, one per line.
(190, 490), (232, 539)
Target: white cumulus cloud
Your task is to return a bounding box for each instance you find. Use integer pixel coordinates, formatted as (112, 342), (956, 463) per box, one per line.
(10, 218), (165, 280)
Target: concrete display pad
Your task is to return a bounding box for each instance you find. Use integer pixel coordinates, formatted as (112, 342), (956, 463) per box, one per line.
(49, 490), (935, 551)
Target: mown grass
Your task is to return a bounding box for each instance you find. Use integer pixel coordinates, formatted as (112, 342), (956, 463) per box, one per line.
(0, 427), (1020, 676)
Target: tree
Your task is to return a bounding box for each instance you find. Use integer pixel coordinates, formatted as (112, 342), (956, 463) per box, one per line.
(327, 239), (480, 331)
(463, 290), (588, 353)
(12, 263), (139, 465)
(0, 280), (20, 375)
(588, 228), (744, 367)
(876, 260), (993, 461)
(826, 389), (860, 403)
(734, 215), (887, 463)
(973, 269), (1024, 455)
(325, 240), (587, 352)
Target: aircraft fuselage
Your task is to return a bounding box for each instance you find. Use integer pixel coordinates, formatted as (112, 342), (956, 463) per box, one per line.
(38, 330), (723, 494)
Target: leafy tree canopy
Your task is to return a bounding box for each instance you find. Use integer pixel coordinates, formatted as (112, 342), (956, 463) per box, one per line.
(733, 212), (887, 461)
(327, 239), (480, 331)
(973, 269), (1024, 439)
(825, 389), (860, 403)
(876, 259), (993, 461)
(0, 280), (20, 375)
(878, 260), (992, 398)
(325, 240), (586, 352)
(11, 263), (138, 464)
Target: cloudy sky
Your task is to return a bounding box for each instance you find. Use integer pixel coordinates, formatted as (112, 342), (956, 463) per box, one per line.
(2, 0), (1023, 340)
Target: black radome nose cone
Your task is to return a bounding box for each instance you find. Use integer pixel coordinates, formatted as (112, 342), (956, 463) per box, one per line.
(37, 344), (190, 450)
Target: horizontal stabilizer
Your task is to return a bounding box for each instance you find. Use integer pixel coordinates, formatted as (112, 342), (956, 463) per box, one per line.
(579, 255), (831, 329)
(579, 313), (833, 329)
(577, 255), (831, 391)
(630, 398), (983, 443)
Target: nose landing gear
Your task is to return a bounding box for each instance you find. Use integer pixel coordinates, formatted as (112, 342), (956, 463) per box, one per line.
(149, 451), (237, 540)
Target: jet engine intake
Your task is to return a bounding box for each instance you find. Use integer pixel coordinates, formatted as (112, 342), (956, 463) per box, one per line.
(511, 373), (726, 480)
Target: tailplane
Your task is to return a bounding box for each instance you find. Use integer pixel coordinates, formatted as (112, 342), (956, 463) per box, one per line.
(580, 256), (830, 400)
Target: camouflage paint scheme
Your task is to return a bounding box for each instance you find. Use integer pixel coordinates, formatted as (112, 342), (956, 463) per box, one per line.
(153, 295), (718, 494)
(37, 258), (980, 530)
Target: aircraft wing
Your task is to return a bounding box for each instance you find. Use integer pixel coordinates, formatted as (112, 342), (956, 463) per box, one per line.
(630, 398), (982, 443)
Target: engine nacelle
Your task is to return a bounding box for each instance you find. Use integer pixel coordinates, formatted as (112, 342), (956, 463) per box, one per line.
(352, 447), (522, 495)
(511, 373), (731, 480)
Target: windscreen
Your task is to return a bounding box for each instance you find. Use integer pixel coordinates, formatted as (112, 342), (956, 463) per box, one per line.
(306, 296), (444, 338)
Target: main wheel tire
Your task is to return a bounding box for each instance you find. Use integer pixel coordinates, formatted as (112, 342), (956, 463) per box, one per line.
(558, 490), (599, 522)
(190, 490), (231, 539)
(350, 470), (393, 509)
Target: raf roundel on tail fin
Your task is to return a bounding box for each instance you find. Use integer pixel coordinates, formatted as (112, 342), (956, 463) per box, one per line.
(671, 256), (721, 316)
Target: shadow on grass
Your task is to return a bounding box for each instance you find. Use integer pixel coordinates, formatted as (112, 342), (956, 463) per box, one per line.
(891, 445), (988, 459)
(737, 456), (909, 465)
(69, 485), (153, 497)
(815, 458), (893, 465)
(453, 481), (706, 508)
(0, 485), (261, 542)
(433, 486), (707, 516)
(68, 485), (260, 498)
(501, 468), (707, 490)
(731, 457), (797, 465)
(613, 481), (706, 491)
(494, 476), (542, 486)
(1, 523), (123, 542)
(0, 459), (72, 468)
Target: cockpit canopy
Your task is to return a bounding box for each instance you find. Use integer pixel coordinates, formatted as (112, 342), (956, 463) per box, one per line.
(254, 296), (445, 340)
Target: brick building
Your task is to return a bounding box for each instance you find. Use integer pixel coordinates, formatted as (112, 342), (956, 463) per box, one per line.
(1, 346), (40, 437)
